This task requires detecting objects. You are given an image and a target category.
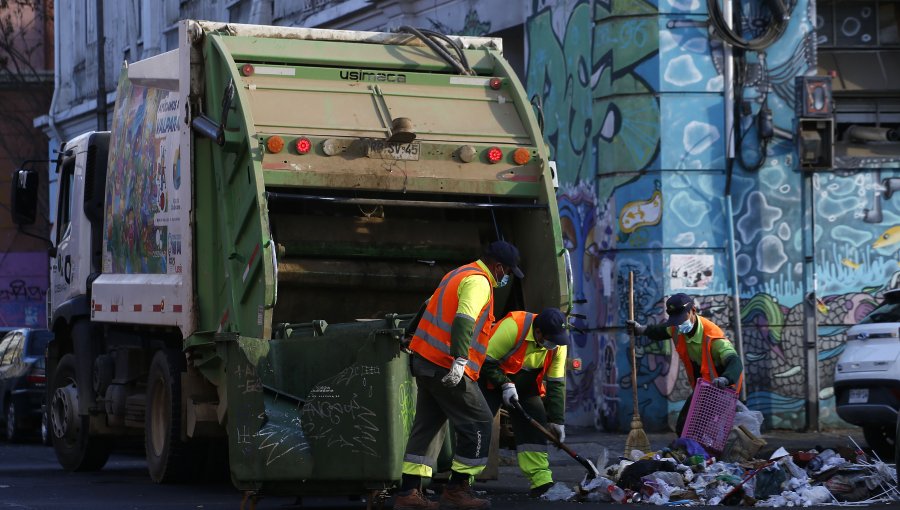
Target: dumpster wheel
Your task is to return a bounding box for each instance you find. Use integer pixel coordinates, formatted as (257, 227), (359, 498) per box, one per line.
(240, 490), (259, 510)
(367, 489), (390, 510)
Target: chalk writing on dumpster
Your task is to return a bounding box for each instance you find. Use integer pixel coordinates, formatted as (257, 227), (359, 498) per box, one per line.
(300, 394), (379, 456)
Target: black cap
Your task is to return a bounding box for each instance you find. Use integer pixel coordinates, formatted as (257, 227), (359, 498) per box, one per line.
(484, 241), (524, 279)
(665, 293), (695, 327)
(533, 308), (570, 347)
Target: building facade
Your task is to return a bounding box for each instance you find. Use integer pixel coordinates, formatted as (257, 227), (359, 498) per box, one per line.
(41, 0), (900, 431)
(0, 0), (53, 328)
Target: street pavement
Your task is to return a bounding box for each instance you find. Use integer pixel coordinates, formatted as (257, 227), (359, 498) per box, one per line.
(1, 427), (898, 509)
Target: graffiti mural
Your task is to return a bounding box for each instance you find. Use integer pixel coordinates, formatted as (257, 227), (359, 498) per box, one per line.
(0, 252), (48, 328)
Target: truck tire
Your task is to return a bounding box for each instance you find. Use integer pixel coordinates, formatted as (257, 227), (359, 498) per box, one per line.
(49, 353), (112, 470)
(145, 349), (192, 483)
(863, 424), (896, 461)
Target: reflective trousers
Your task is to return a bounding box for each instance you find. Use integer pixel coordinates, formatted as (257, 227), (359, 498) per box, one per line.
(402, 355), (494, 478)
(480, 372), (553, 489)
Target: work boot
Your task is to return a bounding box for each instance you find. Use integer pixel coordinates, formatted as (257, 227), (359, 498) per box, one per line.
(528, 482), (554, 498)
(394, 488), (439, 510)
(439, 480), (490, 510)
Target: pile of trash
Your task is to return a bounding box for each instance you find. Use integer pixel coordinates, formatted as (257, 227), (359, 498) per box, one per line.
(543, 405), (899, 506)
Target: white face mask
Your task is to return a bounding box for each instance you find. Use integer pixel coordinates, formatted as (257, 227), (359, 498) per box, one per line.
(677, 319), (693, 334)
(497, 273), (510, 288)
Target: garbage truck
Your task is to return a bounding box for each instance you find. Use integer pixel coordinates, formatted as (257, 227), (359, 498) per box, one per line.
(11, 20), (568, 496)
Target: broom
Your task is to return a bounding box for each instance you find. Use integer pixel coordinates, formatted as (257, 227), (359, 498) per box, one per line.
(624, 270), (651, 455)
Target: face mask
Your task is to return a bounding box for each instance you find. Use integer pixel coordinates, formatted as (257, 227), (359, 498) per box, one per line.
(497, 273), (510, 288)
(677, 319), (693, 334)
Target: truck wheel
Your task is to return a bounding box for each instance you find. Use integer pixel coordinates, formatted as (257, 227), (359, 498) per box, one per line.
(145, 349), (191, 483)
(50, 353), (112, 470)
(863, 424), (896, 461)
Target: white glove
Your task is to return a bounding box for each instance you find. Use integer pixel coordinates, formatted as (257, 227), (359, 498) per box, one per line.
(712, 376), (729, 388)
(549, 423), (565, 443)
(626, 320), (647, 335)
(501, 382), (519, 406)
(441, 357), (468, 387)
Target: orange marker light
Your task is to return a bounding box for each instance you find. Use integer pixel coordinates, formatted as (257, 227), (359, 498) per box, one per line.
(295, 137), (311, 154)
(486, 147), (503, 164)
(572, 358), (582, 370)
(266, 135), (285, 153)
(513, 148), (531, 165)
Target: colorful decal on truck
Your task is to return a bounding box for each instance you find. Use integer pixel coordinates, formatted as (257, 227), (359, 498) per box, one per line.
(103, 79), (183, 274)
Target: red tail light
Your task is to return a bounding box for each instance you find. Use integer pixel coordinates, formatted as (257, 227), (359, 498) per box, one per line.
(26, 369), (46, 384)
(486, 147), (503, 164)
(295, 137), (311, 155)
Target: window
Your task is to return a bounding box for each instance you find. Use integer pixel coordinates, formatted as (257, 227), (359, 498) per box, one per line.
(0, 333), (23, 366)
(56, 156), (76, 246)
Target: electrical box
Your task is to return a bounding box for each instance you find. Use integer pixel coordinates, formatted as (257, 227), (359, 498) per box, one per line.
(797, 118), (834, 170)
(795, 76), (833, 118)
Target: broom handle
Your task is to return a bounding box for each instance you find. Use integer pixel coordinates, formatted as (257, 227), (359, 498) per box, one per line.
(629, 271), (639, 419)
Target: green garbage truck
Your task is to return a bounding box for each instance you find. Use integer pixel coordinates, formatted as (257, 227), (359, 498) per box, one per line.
(11, 20), (568, 496)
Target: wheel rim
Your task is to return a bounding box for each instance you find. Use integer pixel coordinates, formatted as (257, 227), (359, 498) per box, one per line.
(51, 380), (80, 445)
(149, 375), (168, 457)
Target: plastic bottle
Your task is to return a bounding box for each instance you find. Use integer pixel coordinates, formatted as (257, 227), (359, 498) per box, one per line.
(807, 449), (836, 472)
(608, 484), (628, 503)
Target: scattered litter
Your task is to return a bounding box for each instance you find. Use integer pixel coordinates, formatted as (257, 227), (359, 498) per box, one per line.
(568, 434), (900, 506)
(539, 481), (575, 501)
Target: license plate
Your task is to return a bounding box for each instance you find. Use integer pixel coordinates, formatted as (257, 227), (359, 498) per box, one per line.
(848, 388), (869, 404)
(366, 140), (420, 161)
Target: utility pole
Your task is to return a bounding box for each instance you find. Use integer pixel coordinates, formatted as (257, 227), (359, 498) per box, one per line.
(96, 0), (106, 131)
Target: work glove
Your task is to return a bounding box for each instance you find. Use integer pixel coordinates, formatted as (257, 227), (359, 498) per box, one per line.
(441, 357), (468, 387)
(626, 320), (647, 335)
(712, 376), (730, 388)
(501, 382), (519, 407)
(549, 423), (566, 443)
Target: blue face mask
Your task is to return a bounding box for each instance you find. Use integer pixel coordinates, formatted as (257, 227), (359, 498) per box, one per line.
(677, 319), (693, 334)
(497, 273), (510, 288)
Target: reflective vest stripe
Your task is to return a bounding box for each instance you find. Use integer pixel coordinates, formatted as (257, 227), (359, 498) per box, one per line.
(497, 313), (534, 365)
(420, 267), (482, 330)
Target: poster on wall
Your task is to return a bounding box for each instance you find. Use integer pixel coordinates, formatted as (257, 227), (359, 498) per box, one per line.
(670, 254), (714, 289)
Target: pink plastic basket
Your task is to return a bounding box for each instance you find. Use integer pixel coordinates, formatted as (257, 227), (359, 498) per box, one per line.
(680, 379), (738, 455)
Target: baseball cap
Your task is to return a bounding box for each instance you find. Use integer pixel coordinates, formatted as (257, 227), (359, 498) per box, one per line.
(484, 241), (524, 279)
(533, 308), (570, 347)
(665, 293), (695, 326)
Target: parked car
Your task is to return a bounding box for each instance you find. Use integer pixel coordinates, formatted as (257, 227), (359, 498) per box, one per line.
(834, 289), (900, 460)
(0, 328), (53, 441)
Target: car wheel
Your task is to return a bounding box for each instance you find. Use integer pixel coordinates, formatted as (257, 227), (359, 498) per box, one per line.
(895, 414), (900, 464)
(50, 353), (112, 470)
(863, 424), (896, 461)
(5, 399), (21, 442)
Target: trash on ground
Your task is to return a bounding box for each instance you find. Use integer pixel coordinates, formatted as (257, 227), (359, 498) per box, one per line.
(567, 433), (899, 506)
(539, 481), (576, 501)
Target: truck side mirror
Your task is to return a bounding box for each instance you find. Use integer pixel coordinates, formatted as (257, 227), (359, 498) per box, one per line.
(10, 168), (39, 225)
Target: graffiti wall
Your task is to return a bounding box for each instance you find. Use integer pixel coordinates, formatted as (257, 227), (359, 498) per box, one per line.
(0, 252), (48, 328)
(358, 0), (898, 432)
(518, 0), (899, 432)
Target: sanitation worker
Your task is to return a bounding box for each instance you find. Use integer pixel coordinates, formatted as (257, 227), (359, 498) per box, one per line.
(626, 293), (744, 435)
(479, 307), (569, 498)
(395, 240), (524, 510)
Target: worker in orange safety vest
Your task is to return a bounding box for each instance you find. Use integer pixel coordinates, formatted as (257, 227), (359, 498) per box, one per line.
(626, 293), (744, 435)
(396, 240), (524, 510)
(479, 308), (569, 498)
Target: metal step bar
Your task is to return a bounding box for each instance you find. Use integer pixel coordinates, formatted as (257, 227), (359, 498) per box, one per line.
(266, 192), (547, 210)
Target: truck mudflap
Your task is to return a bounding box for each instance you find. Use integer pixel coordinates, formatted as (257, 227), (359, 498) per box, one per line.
(221, 316), (418, 492)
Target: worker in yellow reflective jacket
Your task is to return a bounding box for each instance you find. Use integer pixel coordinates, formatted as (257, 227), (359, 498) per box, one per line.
(479, 308), (569, 498)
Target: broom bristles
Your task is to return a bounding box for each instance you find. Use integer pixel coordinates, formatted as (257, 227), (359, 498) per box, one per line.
(624, 416), (651, 455)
